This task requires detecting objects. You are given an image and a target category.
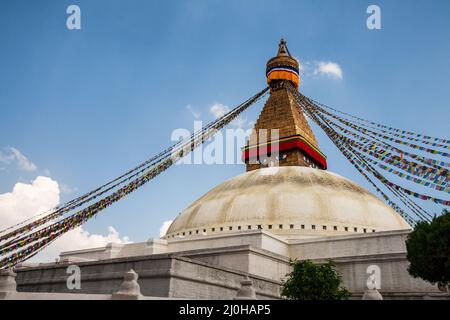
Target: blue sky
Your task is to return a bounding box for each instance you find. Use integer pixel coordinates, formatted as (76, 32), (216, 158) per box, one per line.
(0, 0), (449, 244)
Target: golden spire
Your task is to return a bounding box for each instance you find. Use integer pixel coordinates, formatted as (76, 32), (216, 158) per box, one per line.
(277, 38), (289, 56)
(243, 40), (327, 172)
(266, 39), (300, 88)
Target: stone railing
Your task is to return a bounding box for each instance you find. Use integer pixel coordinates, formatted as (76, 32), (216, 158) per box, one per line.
(12, 267), (443, 300)
(0, 268), (258, 300)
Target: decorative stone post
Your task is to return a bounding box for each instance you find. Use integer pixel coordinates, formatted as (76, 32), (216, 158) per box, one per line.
(0, 269), (17, 293)
(234, 276), (257, 300)
(362, 288), (383, 300)
(112, 269), (143, 300)
(438, 283), (449, 293)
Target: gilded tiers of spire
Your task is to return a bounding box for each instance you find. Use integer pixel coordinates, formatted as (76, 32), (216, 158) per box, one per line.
(266, 39), (300, 88)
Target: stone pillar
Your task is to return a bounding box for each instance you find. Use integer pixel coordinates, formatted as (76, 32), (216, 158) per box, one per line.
(234, 276), (257, 300)
(112, 269), (142, 300)
(0, 269), (17, 293)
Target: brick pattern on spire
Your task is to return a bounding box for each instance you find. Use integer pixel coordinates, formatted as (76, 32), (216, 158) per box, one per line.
(245, 85), (324, 172)
(250, 87), (319, 147)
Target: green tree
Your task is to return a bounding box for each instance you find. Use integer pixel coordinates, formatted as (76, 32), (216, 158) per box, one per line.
(406, 209), (450, 289)
(281, 259), (351, 300)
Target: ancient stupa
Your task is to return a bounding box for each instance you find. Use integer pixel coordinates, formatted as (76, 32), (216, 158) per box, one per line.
(166, 39), (409, 239)
(12, 40), (442, 301)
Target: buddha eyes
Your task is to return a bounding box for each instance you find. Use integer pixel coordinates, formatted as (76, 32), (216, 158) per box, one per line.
(257, 153), (287, 165)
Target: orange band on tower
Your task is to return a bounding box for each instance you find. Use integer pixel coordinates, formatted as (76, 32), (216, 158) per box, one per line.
(267, 70), (299, 88)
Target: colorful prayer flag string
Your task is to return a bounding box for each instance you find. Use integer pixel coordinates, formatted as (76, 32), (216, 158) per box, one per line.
(309, 97), (450, 145)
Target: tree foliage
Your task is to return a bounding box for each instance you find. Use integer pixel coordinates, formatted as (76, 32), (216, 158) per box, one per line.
(406, 209), (450, 288)
(280, 259), (351, 300)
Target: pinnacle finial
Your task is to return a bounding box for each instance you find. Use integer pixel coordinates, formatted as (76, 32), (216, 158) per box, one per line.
(278, 38), (289, 56)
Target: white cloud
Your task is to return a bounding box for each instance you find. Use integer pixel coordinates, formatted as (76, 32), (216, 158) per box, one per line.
(0, 176), (59, 226)
(33, 226), (130, 262)
(10, 148), (37, 171)
(210, 102), (230, 119)
(60, 184), (78, 195)
(314, 61), (343, 79)
(186, 104), (201, 119)
(0, 176), (130, 262)
(230, 116), (254, 131)
(159, 220), (173, 237)
(0, 147), (37, 172)
(209, 102), (254, 130)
